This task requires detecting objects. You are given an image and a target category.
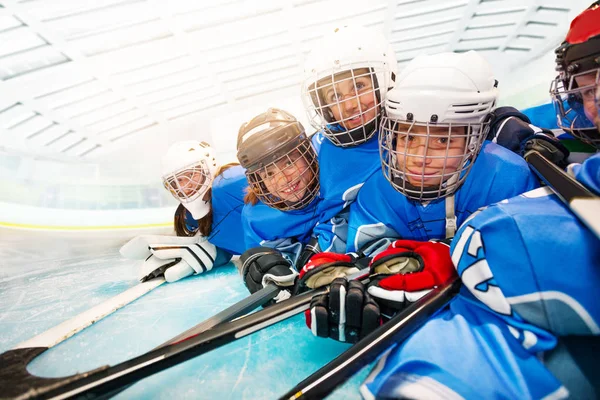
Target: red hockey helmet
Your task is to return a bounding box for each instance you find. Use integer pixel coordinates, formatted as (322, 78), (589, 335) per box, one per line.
(550, 2), (600, 148)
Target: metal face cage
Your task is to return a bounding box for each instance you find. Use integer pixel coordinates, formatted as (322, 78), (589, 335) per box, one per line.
(246, 140), (320, 211)
(379, 118), (489, 201)
(163, 160), (212, 203)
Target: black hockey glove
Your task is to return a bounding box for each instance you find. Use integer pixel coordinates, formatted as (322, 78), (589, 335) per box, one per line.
(487, 106), (569, 167)
(240, 247), (298, 304)
(298, 252), (380, 343)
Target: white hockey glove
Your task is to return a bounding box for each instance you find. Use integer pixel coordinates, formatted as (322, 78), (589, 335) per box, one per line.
(120, 235), (217, 283)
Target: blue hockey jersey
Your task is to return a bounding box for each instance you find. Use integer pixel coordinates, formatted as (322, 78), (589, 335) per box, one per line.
(362, 154), (600, 399)
(185, 165), (248, 256)
(347, 141), (539, 254)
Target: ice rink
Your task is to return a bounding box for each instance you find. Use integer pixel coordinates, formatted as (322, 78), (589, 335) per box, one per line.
(0, 227), (370, 399)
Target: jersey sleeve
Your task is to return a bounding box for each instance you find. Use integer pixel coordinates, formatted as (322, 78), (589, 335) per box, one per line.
(451, 187), (600, 338)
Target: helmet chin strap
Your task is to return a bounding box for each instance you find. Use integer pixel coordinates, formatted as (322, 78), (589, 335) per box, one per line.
(325, 117), (379, 146)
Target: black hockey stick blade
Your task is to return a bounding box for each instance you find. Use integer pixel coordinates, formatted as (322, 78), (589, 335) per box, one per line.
(526, 150), (600, 238)
(279, 278), (461, 400)
(0, 284), (280, 399)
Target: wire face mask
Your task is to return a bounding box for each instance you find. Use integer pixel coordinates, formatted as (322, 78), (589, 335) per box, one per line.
(246, 140), (319, 211)
(379, 119), (488, 202)
(163, 161), (211, 204)
(551, 69), (600, 147)
(304, 66), (387, 147)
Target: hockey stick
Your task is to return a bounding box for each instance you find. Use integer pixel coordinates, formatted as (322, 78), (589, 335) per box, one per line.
(526, 151), (600, 238)
(279, 278), (461, 400)
(0, 269), (367, 399)
(0, 280), (280, 399)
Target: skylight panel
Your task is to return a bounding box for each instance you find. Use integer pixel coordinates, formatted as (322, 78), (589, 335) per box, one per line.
(78, 143), (102, 157)
(44, 129), (74, 147)
(70, 20), (172, 57)
(219, 58), (298, 84)
(469, 14), (521, 29)
(139, 80), (215, 106)
(163, 101), (227, 122)
(111, 56), (194, 86)
(390, 30), (454, 45)
(8, 114), (53, 137)
(0, 46), (70, 80)
(27, 0), (140, 23)
(0, 103), (35, 129)
(107, 119), (157, 142)
(0, 15), (22, 32)
(177, 1), (280, 33)
(70, 101), (132, 127)
(35, 80), (106, 109)
(52, 92), (122, 119)
(44, 1), (156, 40)
(90, 36), (183, 76)
(150, 89), (222, 113)
(87, 109), (147, 134)
(229, 73), (299, 100)
(26, 122), (65, 140)
(125, 68), (210, 97)
(60, 137), (87, 154)
(0, 27), (47, 58)
(462, 25), (513, 39)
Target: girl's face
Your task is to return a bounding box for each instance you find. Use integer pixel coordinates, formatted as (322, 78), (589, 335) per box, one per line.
(318, 68), (378, 130)
(258, 150), (314, 203)
(166, 165), (208, 200)
(394, 124), (468, 188)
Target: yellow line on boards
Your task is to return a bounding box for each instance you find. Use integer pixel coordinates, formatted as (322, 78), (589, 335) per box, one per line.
(0, 222), (173, 230)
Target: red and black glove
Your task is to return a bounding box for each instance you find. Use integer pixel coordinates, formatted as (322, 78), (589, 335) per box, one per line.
(299, 252), (380, 343)
(367, 239), (457, 318)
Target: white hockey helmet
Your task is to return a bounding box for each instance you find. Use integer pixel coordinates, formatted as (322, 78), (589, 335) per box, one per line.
(161, 141), (219, 219)
(301, 25), (397, 147)
(380, 51), (498, 201)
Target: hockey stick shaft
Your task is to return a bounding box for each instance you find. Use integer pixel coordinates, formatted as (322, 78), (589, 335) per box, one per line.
(41, 287), (329, 399)
(279, 278), (461, 400)
(39, 269), (369, 399)
(0, 283), (280, 399)
(16, 278), (165, 350)
(526, 151), (600, 238)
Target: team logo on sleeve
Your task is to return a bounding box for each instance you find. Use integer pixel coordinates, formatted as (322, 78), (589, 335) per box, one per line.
(451, 226), (512, 316)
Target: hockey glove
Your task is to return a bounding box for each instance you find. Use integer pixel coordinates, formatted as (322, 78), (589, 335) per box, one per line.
(299, 252), (379, 343)
(120, 234), (217, 283)
(487, 106), (569, 167)
(240, 247), (298, 304)
(367, 239), (456, 318)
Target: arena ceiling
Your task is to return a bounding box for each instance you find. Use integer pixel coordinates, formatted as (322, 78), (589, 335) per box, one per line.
(0, 0), (589, 161)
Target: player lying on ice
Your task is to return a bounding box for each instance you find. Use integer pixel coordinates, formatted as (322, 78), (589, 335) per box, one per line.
(119, 141), (248, 283)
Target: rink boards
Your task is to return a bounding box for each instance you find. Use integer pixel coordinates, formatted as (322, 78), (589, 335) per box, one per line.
(0, 251), (368, 399)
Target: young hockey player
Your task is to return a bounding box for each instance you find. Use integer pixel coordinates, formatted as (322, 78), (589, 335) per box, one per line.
(120, 141), (248, 283)
(347, 50), (539, 254)
(360, 154), (600, 399)
(300, 51), (541, 343)
(522, 2), (600, 162)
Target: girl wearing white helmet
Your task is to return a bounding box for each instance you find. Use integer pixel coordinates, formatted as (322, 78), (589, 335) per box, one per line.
(120, 141), (248, 283)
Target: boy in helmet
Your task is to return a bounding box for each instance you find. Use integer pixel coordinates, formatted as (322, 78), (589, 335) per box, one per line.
(520, 2), (600, 162)
(120, 141), (248, 283)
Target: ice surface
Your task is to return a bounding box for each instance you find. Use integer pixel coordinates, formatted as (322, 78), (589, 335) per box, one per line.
(0, 228), (371, 399)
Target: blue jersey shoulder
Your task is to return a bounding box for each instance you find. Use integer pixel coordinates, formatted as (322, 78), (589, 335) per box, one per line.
(347, 141), (539, 252)
(451, 186), (600, 337)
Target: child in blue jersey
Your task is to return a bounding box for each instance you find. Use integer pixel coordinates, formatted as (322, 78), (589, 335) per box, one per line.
(519, 4), (600, 163)
(362, 151), (600, 400)
(347, 50), (539, 254)
(300, 51), (541, 344)
(299, 25), (398, 254)
(119, 141), (247, 283)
